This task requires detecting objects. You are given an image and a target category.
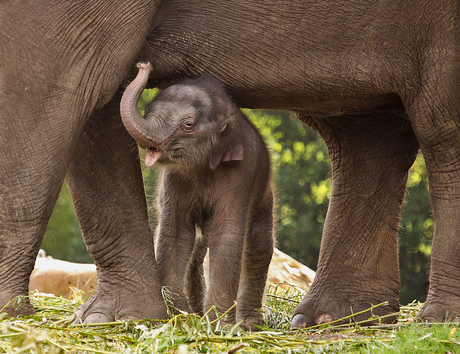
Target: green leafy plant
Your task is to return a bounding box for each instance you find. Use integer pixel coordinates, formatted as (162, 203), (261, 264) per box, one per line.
(1, 288), (459, 353)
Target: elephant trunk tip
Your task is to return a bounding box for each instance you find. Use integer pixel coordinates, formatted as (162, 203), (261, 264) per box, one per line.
(136, 62), (152, 72)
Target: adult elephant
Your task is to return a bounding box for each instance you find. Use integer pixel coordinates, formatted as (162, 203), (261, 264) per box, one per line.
(0, 1), (169, 322)
(1, 0), (459, 328)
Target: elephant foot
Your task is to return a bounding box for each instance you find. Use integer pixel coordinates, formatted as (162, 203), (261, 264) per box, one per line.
(0, 294), (35, 317)
(418, 299), (460, 323)
(236, 313), (265, 332)
(73, 279), (169, 324)
(290, 292), (399, 329)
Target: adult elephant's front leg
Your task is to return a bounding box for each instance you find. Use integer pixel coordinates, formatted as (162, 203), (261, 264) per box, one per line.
(66, 97), (168, 323)
(0, 105), (73, 317)
(291, 113), (419, 328)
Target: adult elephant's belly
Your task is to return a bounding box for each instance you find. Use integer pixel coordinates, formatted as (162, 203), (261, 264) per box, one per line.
(298, 93), (407, 118)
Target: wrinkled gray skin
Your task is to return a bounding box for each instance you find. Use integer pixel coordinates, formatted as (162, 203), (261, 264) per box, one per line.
(120, 64), (275, 330)
(0, 1), (170, 323)
(1, 0), (460, 328)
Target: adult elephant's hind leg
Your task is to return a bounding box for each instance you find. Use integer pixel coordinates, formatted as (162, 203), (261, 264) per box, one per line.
(407, 74), (460, 322)
(66, 96), (168, 323)
(291, 113), (419, 328)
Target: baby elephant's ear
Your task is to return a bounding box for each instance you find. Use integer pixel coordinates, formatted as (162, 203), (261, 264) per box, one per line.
(209, 118), (244, 169)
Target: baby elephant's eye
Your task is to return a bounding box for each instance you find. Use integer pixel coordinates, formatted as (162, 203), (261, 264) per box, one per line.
(180, 118), (197, 134)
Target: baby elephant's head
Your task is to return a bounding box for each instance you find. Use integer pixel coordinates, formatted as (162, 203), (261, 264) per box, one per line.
(121, 63), (244, 169)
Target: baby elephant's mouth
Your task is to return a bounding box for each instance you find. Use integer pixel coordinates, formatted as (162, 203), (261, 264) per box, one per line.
(145, 147), (164, 167)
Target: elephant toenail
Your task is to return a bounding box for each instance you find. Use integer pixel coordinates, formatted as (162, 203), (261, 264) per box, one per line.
(316, 313), (334, 325)
(290, 314), (307, 329)
(84, 313), (113, 324)
(418, 315), (439, 323)
(72, 317), (83, 325)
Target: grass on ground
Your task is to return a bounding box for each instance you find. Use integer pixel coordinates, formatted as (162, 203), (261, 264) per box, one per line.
(1, 284), (459, 353)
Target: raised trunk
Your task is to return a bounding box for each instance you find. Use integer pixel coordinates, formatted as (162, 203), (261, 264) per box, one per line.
(120, 62), (156, 148)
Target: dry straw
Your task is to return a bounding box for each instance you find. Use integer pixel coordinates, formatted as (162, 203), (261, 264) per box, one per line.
(0, 285), (459, 353)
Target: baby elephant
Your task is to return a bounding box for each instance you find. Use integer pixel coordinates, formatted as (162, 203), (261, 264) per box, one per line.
(120, 63), (275, 330)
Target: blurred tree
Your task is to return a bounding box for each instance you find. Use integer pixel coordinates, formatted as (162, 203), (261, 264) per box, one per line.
(41, 184), (92, 263)
(41, 90), (432, 303)
(399, 155), (431, 304)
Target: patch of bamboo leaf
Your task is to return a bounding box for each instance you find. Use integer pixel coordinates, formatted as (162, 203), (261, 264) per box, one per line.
(1, 288), (459, 353)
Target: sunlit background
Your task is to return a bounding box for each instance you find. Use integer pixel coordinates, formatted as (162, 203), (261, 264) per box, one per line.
(42, 89), (432, 305)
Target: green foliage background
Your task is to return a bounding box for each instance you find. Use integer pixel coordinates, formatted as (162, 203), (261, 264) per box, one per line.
(41, 90), (432, 305)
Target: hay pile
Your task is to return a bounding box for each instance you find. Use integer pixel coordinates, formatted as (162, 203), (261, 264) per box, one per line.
(30, 248), (315, 299)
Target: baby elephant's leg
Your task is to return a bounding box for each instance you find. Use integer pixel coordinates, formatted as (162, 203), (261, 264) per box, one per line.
(155, 172), (197, 313)
(205, 205), (247, 324)
(237, 195), (274, 330)
(184, 227), (208, 315)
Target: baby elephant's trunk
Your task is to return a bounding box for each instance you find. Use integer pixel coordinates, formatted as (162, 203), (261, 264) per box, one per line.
(120, 62), (155, 148)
